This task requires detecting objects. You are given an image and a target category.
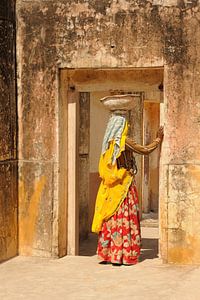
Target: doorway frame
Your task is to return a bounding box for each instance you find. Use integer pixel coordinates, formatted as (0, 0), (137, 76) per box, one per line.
(58, 67), (164, 257)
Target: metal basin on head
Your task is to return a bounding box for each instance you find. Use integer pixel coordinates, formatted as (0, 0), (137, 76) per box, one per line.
(100, 94), (137, 111)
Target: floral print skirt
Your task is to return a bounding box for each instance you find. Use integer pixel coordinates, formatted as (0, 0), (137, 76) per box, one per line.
(97, 182), (141, 265)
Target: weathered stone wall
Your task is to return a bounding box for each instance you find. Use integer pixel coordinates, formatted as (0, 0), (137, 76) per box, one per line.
(0, 0), (18, 261)
(17, 0), (200, 263)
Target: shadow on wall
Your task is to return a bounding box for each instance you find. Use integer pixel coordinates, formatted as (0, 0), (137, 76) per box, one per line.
(79, 233), (158, 262)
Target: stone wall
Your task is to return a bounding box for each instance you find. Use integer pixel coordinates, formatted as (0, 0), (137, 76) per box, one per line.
(17, 0), (200, 263)
(0, 0), (18, 261)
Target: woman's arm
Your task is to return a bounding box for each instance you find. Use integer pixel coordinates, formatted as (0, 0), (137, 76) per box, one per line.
(125, 126), (164, 155)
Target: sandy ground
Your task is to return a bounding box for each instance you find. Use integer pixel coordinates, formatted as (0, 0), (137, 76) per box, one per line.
(0, 227), (199, 300)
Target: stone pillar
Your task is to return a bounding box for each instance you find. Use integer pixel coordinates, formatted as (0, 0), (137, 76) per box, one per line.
(129, 94), (144, 215)
(79, 92), (90, 241)
(0, 0), (18, 261)
(143, 102), (160, 213)
(160, 62), (200, 264)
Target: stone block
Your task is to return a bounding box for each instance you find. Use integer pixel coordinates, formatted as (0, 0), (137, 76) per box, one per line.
(167, 164), (200, 263)
(0, 161), (18, 261)
(0, 20), (16, 161)
(18, 71), (57, 161)
(163, 0), (178, 6)
(168, 228), (200, 264)
(18, 161), (54, 257)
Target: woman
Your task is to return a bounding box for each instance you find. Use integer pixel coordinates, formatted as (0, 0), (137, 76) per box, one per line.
(92, 109), (164, 265)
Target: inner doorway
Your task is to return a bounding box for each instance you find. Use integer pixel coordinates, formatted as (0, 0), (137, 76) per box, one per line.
(59, 68), (164, 257)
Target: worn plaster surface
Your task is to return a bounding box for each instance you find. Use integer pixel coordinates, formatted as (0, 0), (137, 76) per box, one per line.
(0, 1), (18, 261)
(16, 0), (200, 263)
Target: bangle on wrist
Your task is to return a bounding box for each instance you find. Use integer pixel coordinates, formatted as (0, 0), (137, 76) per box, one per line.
(154, 137), (161, 143)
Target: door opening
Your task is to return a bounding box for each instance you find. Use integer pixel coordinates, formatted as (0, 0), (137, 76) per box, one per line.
(59, 68), (163, 257)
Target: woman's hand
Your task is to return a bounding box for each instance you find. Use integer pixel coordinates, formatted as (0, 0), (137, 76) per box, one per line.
(156, 126), (164, 141)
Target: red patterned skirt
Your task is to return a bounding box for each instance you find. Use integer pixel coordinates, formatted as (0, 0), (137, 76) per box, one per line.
(97, 182), (141, 265)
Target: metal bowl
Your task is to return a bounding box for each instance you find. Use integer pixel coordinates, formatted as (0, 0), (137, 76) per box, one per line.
(100, 94), (136, 111)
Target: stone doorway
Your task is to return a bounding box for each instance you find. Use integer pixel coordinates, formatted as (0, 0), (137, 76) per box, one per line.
(59, 68), (164, 257)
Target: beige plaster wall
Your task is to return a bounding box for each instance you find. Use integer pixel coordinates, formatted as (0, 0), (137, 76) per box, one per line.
(17, 0), (200, 264)
(90, 92), (110, 173)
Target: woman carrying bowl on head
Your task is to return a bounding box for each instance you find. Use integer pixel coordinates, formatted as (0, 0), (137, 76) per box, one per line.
(92, 95), (164, 265)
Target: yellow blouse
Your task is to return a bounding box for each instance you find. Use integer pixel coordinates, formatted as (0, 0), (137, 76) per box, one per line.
(91, 122), (133, 234)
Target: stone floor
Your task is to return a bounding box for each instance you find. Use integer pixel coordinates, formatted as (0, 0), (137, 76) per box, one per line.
(0, 227), (200, 300)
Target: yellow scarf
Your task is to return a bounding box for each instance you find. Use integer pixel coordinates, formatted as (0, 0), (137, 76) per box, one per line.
(92, 122), (133, 233)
